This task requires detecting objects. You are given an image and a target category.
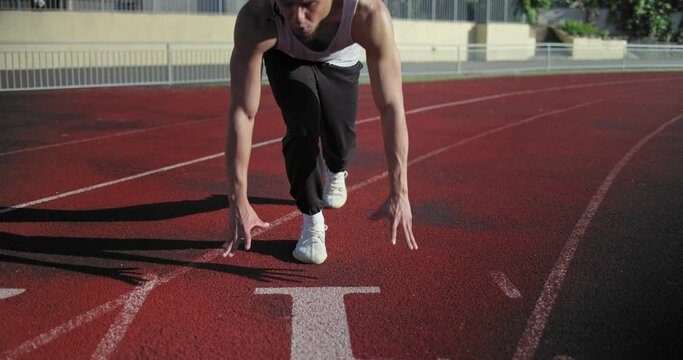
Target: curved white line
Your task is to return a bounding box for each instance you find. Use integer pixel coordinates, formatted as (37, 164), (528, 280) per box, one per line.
(1, 76), (677, 158)
(0, 116), (224, 158)
(512, 114), (682, 360)
(0, 82), (662, 215)
(1, 96), (631, 360)
(0, 95), (378, 158)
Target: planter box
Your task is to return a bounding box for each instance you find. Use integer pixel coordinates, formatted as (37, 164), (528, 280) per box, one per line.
(553, 27), (626, 60)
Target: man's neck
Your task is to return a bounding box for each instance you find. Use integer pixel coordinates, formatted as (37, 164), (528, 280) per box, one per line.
(297, 0), (344, 51)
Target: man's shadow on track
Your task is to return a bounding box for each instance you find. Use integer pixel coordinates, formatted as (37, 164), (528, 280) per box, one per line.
(0, 195), (310, 285)
(0, 194), (294, 222)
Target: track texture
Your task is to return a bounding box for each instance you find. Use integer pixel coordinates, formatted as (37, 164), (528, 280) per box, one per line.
(1, 72), (682, 359)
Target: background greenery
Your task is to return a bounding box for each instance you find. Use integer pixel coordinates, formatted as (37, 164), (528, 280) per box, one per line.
(546, 0), (683, 42)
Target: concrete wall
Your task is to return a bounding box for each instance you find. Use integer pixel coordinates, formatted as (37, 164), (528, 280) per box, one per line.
(0, 11), (235, 69)
(0, 11), (235, 42)
(474, 23), (536, 61)
(0, 11), (536, 68)
(392, 19), (475, 62)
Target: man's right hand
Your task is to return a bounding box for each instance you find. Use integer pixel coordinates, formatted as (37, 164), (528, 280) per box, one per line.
(222, 200), (271, 257)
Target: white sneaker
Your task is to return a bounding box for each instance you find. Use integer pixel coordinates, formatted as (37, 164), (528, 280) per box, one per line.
(292, 223), (328, 264)
(323, 169), (348, 208)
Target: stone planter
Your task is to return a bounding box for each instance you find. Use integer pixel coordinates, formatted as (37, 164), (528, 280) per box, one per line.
(552, 27), (627, 60)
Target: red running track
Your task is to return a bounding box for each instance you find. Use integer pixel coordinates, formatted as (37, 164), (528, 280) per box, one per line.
(0, 72), (682, 359)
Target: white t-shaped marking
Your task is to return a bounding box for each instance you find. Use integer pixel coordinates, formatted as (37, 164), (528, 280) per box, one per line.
(255, 287), (380, 360)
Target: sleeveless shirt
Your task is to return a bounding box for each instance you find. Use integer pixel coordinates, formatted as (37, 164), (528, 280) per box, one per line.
(271, 0), (360, 67)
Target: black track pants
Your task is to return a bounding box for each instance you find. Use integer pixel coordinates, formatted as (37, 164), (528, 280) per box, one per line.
(264, 49), (362, 215)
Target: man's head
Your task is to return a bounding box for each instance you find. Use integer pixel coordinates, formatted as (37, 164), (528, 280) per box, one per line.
(275, 0), (334, 39)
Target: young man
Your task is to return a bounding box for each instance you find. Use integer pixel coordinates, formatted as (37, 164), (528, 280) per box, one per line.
(223, 0), (417, 264)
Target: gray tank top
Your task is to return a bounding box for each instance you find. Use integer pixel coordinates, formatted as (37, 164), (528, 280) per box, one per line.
(271, 0), (360, 67)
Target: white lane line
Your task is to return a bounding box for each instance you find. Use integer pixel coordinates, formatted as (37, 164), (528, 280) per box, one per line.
(358, 76), (678, 125)
(0, 288), (26, 300)
(0, 116), (224, 158)
(512, 114), (682, 360)
(91, 276), (159, 360)
(0, 76), (678, 159)
(2, 293), (132, 360)
(2, 96), (620, 359)
(2, 78), (663, 215)
(490, 272), (523, 299)
(0, 93), (372, 158)
(0, 153), (219, 214)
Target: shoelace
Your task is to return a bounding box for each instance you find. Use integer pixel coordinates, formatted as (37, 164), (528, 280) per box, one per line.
(327, 171), (347, 195)
(300, 225), (327, 244)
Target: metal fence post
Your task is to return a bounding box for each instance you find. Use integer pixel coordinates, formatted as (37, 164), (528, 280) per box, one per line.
(15, 0), (20, 10)
(167, 43), (173, 85)
(622, 45), (627, 69)
(407, 0), (412, 20)
(546, 44), (551, 71)
(486, 0), (491, 23)
(504, 0), (509, 23)
(101, 0), (104, 11)
(431, 0), (436, 21)
(457, 45), (462, 74)
(454, 0), (458, 21)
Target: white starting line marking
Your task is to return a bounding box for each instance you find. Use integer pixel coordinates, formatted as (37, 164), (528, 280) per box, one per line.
(0, 288), (26, 300)
(489, 272), (522, 299)
(255, 287), (380, 360)
(512, 114), (683, 360)
(91, 276), (159, 360)
(1, 88), (666, 359)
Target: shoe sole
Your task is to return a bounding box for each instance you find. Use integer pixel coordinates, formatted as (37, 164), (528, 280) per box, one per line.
(292, 250), (327, 265)
(322, 195), (347, 209)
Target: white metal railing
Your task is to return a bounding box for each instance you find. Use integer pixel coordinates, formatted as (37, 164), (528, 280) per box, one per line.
(1, 0), (526, 22)
(1, 42), (682, 91)
(0, 0), (248, 14)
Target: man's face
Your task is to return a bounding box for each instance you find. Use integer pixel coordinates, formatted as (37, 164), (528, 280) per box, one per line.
(275, 0), (333, 39)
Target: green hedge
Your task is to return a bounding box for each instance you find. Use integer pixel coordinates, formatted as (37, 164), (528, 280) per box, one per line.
(561, 20), (609, 39)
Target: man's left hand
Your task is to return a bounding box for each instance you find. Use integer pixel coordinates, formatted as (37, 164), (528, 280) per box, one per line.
(369, 194), (418, 250)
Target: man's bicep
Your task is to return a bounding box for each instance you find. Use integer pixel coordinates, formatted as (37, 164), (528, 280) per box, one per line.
(229, 0), (275, 118)
(355, 0), (404, 110)
(229, 48), (264, 118)
(366, 47), (404, 112)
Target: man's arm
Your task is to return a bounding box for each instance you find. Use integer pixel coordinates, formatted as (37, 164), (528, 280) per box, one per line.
(352, 0), (417, 249)
(224, 0), (276, 257)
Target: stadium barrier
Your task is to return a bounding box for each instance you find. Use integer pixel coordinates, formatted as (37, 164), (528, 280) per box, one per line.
(1, 0), (525, 23)
(1, 42), (682, 91)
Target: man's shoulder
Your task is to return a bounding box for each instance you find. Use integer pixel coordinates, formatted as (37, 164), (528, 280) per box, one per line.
(351, 0), (393, 47)
(353, 0), (387, 21)
(238, 0), (274, 21)
(235, 0), (277, 47)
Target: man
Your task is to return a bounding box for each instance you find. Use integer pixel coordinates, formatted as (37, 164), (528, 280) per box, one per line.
(223, 0), (417, 264)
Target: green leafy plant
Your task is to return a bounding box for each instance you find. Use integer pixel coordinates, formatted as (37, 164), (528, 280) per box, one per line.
(561, 19), (609, 38)
(520, 0), (553, 25)
(606, 0), (674, 41)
